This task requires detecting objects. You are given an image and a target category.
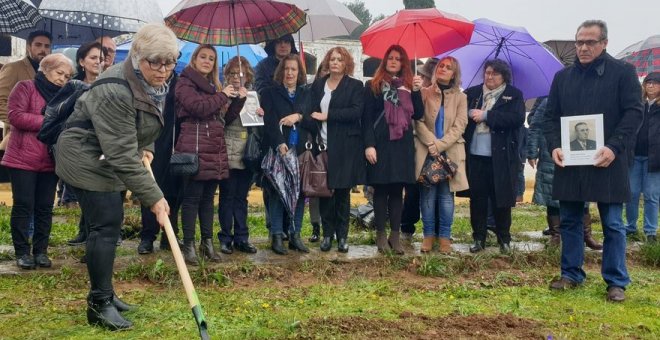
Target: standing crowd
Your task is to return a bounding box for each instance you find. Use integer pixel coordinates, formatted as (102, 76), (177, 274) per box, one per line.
(0, 19), (655, 330)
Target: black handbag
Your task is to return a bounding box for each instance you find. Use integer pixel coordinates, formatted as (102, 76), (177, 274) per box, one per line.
(417, 153), (458, 187)
(242, 127), (262, 171)
(170, 122), (199, 176)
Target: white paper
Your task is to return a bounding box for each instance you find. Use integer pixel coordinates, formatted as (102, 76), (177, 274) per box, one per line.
(560, 114), (604, 166)
(239, 91), (264, 126)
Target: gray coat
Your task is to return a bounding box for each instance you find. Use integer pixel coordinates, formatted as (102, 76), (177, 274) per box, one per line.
(55, 61), (164, 207)
(543, 52), (643, 203)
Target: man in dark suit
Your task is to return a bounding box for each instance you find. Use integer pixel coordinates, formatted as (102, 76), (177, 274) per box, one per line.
(569, 122), (597, 150)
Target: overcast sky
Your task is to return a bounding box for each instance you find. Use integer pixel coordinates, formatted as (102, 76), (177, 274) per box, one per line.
(159, 0), (658, 55)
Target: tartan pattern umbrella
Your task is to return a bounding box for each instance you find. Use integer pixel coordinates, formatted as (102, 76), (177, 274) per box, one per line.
(0, 0), (41, 34)
(622, 48), (660, 78)
(165, 0), (307, 46)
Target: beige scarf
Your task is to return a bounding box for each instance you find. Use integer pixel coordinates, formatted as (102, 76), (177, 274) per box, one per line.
(476, 83), (507, 134)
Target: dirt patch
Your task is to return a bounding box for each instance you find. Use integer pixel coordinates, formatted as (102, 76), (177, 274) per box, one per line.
(298, 313), (546, 339)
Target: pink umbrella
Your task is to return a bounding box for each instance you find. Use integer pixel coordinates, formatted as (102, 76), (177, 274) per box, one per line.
(360, 8), (473, 66)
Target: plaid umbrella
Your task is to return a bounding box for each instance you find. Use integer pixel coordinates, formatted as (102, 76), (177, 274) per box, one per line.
(0, 0), (41, 34)
(165, 0), (307, 46)
(617, 35), (660, 78)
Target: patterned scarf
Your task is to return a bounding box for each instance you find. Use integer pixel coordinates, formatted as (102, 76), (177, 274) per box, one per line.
(134, 68), (169, 113)
(382, 77), (413, 140)
(475, 83), (506, 134)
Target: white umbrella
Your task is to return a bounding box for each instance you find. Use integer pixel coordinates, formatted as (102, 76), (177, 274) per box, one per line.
(280, 0), (362, 41)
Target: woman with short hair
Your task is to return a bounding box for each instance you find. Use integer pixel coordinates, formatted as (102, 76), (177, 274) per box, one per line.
(55, 24), (179, 330)
(3, 53), (73, 270)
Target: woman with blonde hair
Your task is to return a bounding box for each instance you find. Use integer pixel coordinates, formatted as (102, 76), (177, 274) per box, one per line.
(217, 56), (262, 254)
(175, 44), (238, 265)
(414, 56), (468, 253)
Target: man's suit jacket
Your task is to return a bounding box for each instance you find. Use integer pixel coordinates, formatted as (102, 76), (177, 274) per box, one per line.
(569, 138), (596, 151)
(0, 57), (36, 140)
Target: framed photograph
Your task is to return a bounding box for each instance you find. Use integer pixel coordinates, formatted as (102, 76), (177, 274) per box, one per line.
(560, 114), (604, 166)
(239, 91), (263, 126)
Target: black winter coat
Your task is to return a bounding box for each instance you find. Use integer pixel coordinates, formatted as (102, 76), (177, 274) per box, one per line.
(261, 84), (311, 156)
(544, 52), (643, 203)
(463, 84), (526, 208)
(151, 73), (181, 197)
(633, 100), (660, 172)
(362, 80), (423, 185)
(254, 56), (281, 96)
(306, 75), (366, 189)
(526, 97), (558, 208)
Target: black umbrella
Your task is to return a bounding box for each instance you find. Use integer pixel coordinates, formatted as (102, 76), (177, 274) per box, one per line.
(543, 40), (576, 67)
(261, 148), (301, 218)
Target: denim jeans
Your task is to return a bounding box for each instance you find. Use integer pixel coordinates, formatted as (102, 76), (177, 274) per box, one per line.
(268, 192), (305, 236)
(559, 201), (629, 289)
(625, 156), (660, 236)
(419, 181), (454, 238)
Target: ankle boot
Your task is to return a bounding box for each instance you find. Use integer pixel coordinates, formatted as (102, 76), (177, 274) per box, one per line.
(583, 213), (603, 250)
(438, 237), (452, 254)
(182, 240), (199, 266)
(548, 214), (561, 246)
(309, 223), (320, 242)
(112, 294), (135, 312)
(388, 230), (404, 255)
(376, 229), (390, 253)
(199, 239), (222, 262)
(67, 223), (88, 246)
(289, 232), (310, 253)
(271, 234), (288, 255)
(320, 236), (333, 252)
(421, 236), (435, 253)
(337, 238), (349, 253)
(469, 238), (485, 253)
(87, 297), (133, 330)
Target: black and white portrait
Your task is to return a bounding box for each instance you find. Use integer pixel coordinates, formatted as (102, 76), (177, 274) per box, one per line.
(240, 91), (263, 126)
(569, 121), (597, 151)
(560, 114), (604, 166)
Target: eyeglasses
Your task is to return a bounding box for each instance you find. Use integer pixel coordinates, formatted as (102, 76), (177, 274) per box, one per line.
(575, 39), (603, 48)
(102, 47), (116, 55)
(437, 63), (453, 71)
(644, 81), (659, 86)
(228, 71), (241, 77)
(146, 59), (176, 71)
(484, 71), (501, 78)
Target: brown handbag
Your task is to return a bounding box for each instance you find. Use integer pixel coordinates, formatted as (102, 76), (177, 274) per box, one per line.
(299, 139), (333, 198)
(417, 153), (458, 187)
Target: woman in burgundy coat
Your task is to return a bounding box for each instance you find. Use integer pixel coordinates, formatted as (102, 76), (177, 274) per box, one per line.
(2, 53), (73, 269)
(174, 44), (238, 265)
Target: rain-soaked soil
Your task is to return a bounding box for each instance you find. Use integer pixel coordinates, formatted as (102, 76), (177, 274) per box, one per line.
(298, 312), (546, 339)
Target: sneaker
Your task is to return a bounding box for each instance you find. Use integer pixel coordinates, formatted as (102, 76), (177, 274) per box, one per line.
(549, 277), (579, 290)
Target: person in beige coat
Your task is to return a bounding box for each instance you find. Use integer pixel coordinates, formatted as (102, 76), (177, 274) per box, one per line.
(414, 56), (468, 253)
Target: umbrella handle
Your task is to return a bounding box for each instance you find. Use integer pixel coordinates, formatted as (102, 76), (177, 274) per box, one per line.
(143, 159), (210, 340)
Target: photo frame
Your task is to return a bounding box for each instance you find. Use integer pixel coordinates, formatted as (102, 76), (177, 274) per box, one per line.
(560, 114), (604, 166)
(239, 91), (263, 126)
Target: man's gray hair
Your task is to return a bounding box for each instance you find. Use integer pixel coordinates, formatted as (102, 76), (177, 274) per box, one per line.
(129, 23), (179, 68)
(576, 20), (608, 41)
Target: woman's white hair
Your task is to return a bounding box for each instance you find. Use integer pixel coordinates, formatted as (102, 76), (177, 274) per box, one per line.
(128, 23), (179, 68)
(39, 53), (74, 74)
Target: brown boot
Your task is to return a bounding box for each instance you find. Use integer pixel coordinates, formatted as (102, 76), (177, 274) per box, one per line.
(376, 229), (390, 253)
(583, 213), (603, 250)
(548, 214), (561, 246)
(421, 237), (435, 253)
(388, 230), (404, 255)
(438, 238), (452, 254)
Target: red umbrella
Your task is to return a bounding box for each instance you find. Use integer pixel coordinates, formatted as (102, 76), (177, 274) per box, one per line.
(360, 8), (473, 62)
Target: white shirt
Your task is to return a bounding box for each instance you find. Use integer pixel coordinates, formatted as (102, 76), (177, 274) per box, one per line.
(320, 82), (332, 145)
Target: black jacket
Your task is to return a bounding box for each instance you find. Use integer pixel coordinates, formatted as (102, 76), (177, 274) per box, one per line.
(306, 75), (366, 189)
(543, 52), (643, 203)
(261, 84), (311, 156)
(254, 56), (281, 96)
(362, 80), (423, 185)
(462, 84), (526, 208)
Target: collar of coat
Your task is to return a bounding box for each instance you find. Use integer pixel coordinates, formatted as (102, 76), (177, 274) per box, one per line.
(120, 61), (163, 122)
(180, 65), (217, 94)
(575, 50), (609, 76)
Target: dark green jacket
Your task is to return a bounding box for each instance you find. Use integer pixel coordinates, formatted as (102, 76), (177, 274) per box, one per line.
(55, 61), (164, 207)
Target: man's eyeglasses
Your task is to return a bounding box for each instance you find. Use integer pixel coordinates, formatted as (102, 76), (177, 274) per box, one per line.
(575, 39), (603, 48)
(102, 47), (116, 55)
(146, 59), (176, 71)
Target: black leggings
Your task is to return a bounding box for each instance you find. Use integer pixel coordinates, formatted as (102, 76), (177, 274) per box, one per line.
(372, 183), (405, 233)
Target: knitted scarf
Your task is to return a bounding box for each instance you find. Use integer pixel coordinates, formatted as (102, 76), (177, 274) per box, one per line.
(382, 77), (413, 140)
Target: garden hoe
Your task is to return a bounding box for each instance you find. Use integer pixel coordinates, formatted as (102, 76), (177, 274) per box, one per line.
(143, 160), (210, 340)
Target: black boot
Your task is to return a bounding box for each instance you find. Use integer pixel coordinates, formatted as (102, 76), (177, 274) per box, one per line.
(320, 237), (332, 252)
(199, 239), (222, 262)
(271, 234), (288, 255)
(68, 220), (88, 246)
(182, 240), (199, 266)
(337, 238), (349, 253)
(137, 239), (154, 255)
(16, 254), (36, 270)
(160, 233), (184, 251)
(469, 239), (485, 253)
(87, 297), (133, 330)
(113, 294), (135, 312)
(289, 232), (310, 253)
(309, 223), (320, 242)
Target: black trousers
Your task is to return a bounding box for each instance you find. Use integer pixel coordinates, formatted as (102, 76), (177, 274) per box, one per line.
(401, 183), (420, 234)
(320, 188), (351, 240)
(74, 188), (124, 301)
(140, 193), (181, 243)
(9, 168), (58, 256)
(218, 168), (253, 245)
(373, 183), (405, 233)
(181, 178), (217, 242)
(468, 155), (512, 244)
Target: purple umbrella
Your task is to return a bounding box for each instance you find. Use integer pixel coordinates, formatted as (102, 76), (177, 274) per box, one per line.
(437, 18), (564, 99)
